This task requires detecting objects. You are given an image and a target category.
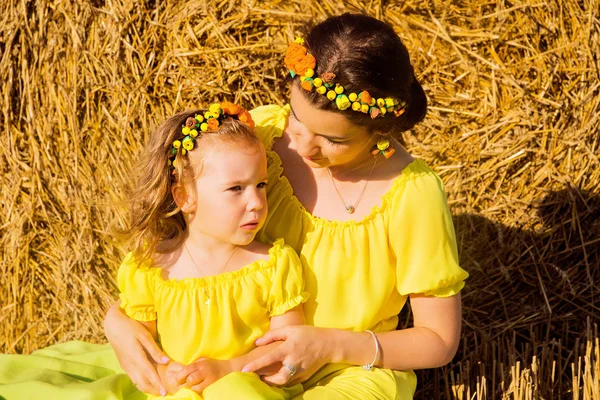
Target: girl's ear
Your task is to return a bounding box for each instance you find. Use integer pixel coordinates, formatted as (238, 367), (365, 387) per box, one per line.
(172, 183), (196, 213)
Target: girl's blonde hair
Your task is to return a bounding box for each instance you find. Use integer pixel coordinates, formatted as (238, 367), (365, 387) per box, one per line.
(117, 109), (261, 263)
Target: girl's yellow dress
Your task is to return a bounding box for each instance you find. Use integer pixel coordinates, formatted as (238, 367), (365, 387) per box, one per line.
(118, 239), (308, 400)
(219, 104), (467, 400)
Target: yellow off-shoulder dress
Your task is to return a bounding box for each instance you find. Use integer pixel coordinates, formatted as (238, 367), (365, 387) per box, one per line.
(217, 104), (467, 400)
(118, 239), (308, 400)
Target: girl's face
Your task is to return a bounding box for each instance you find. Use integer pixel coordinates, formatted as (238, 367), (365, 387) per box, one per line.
(184, 142), (268, 246)
(288, 84), (375, 169)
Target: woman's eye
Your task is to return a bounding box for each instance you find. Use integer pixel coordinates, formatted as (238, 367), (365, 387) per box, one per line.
(257, 182), (268, 189)
(327, 138), (344, 146)
(228, 186), (242, 192)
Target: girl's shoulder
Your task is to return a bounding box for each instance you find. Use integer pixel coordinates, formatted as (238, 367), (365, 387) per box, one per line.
(250, 104), (291, 150)
(243, 238), (299, 266)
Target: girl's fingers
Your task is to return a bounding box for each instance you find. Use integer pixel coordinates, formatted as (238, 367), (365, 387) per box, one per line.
(175, 364), (196, 384)
(185, 370), (206, 387)
(261, 365), (293, 386)
(189, 380), (210, 394)
(242, 348), (285, 373)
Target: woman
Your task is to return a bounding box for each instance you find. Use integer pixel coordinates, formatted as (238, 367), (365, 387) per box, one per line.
(105, 13), (468, 399)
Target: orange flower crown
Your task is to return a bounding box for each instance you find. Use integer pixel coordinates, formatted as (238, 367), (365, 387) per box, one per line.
(168, 101), (255, 169)
(285, 37), (407, 119)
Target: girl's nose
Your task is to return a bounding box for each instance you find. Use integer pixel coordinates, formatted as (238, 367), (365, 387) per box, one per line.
(247, 189), (266, 212)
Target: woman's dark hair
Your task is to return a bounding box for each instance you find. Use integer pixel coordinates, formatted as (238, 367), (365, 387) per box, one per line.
(299, 13), (427, 137)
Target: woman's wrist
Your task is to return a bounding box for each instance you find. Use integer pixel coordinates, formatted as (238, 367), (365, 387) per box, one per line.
(327, 329), (380, 367)
(324, 328), (349, 364)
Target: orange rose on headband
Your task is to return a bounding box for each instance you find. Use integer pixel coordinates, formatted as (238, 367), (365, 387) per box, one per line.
(220, 101), (242, 115)
(219, 101), (255, 130)
(285, 43), (307, 71)
(285, 43), (306, 62)
(359, 91), (372, 104)
(285, 42), (316, 76)
(293, 54), (316, 76)
(238, 111), (255, 130)
(207, 118), (219, 130)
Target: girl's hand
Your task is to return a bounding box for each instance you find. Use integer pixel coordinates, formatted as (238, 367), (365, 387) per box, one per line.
(241, 325), (335, 386)
(175, 358), (233, 394)
(103, 302), (170, 395)
(157, 362), (186, 394)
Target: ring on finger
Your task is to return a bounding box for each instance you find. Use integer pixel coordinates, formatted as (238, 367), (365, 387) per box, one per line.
(283, 363), (297, 377)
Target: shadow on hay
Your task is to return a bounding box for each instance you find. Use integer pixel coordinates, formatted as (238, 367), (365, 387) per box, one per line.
(405, 186), (600, 398)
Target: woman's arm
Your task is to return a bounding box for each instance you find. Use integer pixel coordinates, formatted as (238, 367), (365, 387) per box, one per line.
(242, 294), (462, 383)
(104, 301), (170, 395)
(329, 293), (461, 369)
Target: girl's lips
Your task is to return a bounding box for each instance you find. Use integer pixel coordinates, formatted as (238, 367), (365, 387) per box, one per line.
(241, 223), (259, 231)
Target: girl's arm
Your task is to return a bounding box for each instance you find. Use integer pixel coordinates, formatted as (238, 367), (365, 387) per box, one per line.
(231, 304), (305, 371)
(174, 305), (304, 392)
(242, 294), (461, 384)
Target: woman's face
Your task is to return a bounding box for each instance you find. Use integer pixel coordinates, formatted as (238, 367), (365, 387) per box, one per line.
(288, 84), (375, 169)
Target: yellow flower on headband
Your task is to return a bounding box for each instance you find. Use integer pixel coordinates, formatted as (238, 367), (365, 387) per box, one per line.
(209, 103), (222, 115)
(284, 38), (408, 119)
(335, 95), (351, 111)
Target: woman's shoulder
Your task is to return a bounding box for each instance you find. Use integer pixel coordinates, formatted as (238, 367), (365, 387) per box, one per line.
(250, 104), (291, 149)
(382, 158), (447, 212)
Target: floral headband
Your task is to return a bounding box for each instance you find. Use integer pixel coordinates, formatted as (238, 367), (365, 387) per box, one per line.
(285, 37), (407, 119)
(168, 101), (255, 169)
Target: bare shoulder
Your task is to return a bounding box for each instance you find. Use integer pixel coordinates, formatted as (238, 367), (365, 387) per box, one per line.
(376, 144), (415, 181)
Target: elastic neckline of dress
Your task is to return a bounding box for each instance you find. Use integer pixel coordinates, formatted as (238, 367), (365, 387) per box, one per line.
(267, 147), (433, 228)
(143, 238), (286, 290)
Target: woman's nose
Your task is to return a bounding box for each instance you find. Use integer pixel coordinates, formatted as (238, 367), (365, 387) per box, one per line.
(295, 132), (320, 157)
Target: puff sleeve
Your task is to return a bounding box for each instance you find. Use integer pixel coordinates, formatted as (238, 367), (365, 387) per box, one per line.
(390, 172), (469, 297)
(267, 239), (310, 316)
(117, 253), (157, 321)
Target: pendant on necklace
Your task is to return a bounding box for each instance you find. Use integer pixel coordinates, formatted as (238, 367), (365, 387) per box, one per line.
(346, 205), (355, 214)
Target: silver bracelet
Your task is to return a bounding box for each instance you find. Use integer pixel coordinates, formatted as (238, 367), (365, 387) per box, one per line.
(362, 330), (380, 371)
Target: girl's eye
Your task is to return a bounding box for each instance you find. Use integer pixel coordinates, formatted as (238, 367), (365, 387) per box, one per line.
(228, 186), (242, 192)
(257, 182), (268, 189)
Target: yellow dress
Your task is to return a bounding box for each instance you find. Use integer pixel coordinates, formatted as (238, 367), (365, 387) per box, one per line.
(118, 239), (308, 400)
(232, 104), (469, 400)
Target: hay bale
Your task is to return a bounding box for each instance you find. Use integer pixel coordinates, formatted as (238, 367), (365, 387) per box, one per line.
(1, 0), (598, 397)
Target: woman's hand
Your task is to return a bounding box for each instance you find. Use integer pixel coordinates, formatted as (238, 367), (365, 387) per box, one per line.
(241, 325), (336, 386)
(103, 302), (170, 395)
(174, 358), (233, 394)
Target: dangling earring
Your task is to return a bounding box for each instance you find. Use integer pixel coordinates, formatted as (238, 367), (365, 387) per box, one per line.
(371, 139), (395, 159)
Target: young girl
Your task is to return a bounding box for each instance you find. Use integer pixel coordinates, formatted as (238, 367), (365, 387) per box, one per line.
(116, 101), (308, 399)
(107, 14), (470, 399)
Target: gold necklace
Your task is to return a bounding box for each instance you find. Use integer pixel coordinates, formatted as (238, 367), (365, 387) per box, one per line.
(327, 157), (378, 214)
(184, 244), (239, 278)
